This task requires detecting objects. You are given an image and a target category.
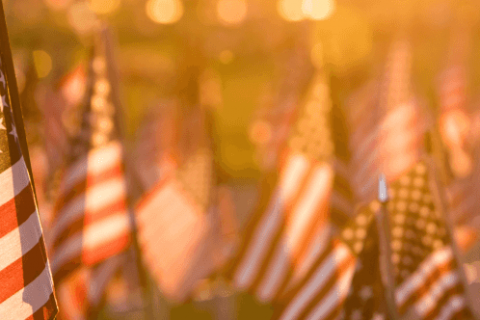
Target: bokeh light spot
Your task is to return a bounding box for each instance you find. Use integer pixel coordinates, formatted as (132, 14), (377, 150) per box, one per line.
(302, 0), (335, 21)
(277, 0), (304, 22)
(216, 0), (247, 26)
(146, 0), (184, 24)
(33, 50), (52, 78)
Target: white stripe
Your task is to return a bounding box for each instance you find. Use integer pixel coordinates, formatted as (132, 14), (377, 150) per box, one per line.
(279, 245), (352, 320)
(0, 266), (53, 320)
(233, 154), (310, 289)
(52, 212), (129, 273)
(84, 213), (129, 250)
(436, 296), (465, 320)
(396, 247), (453, 306)
(286, 165), (332, 249)
(0, 212), (42, 271)
(59, 142), (122, 193)
(412, 270), (459, 317)
(255, 165), (333, 301)
(286, 225), (331, 292)
(51, 177), (126, 242)
(0, 158), (30, 207)
(304, 264), (355, 320)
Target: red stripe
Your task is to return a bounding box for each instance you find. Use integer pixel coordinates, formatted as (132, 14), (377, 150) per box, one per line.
(398, 259), (455, 314)
(53, 163), (123, 215)
(0, 185), (35, 238)
(249, 161), (317, 296)
(82, 232), (129, 266)
(52, 198), (127, 250)
(0, 237), (48, 303)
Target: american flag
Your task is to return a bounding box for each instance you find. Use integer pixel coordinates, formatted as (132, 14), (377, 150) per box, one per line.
(229, 71), (336, 303)
(39, 65), (86, 181)
(56, 255), (122, 320)
(134, 101), (178, 190)
(252, 33), (313, 171)
(135, 144), (233, 302)
(348, 39), (424, 203)
(272, 202), (378, 320)
(340, 204), (387, 320)
(49, 30), (130, 285)
(0, 56), (57, 318)
(343, 162), (475, 320)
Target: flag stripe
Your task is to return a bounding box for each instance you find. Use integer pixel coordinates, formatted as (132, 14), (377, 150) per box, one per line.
(0, 237), (48, 303)
(0, 158), (30, 207)
(233, 154), (311, 290)
(0, 182), (36, 238)
(0, 266), (54, 320)
(276, 243), (354, 320)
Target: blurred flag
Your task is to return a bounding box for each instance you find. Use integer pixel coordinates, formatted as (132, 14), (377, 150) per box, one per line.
(39, 65), (86, 181)
(273, 202), (377, 320)
(339, 208), (387, 320)
(56, 256), (121, 320)
(228, 71), (336, 303)
(134, 100), (178, 190)
(278, 161), (475, 320)
(135, 104), (236, 302)
(388, 162), (473, 319)
(252, 35), (313, 171)
(344, 162), (474, 320)
(437, 25), (473, 178)
(49, 26), (131, 317)
(0, 53), (57, 318)
(446, 145), (480, 252)
(348, 39), (425, 202)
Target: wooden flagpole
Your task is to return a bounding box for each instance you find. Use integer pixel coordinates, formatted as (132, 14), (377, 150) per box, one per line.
(100, 24), (157, 320)
(376, 174), (402, 320)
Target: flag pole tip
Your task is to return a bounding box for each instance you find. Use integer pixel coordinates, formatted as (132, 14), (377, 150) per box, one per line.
(378, 173), (388, 203)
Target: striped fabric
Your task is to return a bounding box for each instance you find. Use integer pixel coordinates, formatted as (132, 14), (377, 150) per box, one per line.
(390, 162), (473, 319)
(344, 162), (474, 320)
(231, 151), (334, 303)
(274, 202), (378, 320)
(50, 142), (130, 280)
(56, 256), (122, 320)
(50, 33), (130, 286)
(348, 40), (424, 203)
(230, 71), (335, 303)
(135, 171), (230, 302)
(0, 57), (57, 319)
(40, 66), (86, 179)
(134, 102), (177, 190)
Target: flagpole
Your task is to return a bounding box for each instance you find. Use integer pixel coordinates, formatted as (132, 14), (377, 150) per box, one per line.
(376, 174), (401, 320)
(0, 2), (37, 195)
(426, 129), (480, 320)
(100, 25), (157, 320)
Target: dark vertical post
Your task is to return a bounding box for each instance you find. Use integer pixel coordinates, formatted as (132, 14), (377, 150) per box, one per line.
(376, 174), (401, 320)
(100, 24), (156, 320)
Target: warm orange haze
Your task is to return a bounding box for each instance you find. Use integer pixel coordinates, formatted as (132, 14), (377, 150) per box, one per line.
(0, 0), (479, 319)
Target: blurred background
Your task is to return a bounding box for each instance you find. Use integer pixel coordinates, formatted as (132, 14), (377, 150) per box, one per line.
(3, 0), (480, 318)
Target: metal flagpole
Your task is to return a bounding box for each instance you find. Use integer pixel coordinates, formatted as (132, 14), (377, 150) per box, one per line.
(376, 174), (401, 320)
